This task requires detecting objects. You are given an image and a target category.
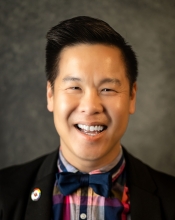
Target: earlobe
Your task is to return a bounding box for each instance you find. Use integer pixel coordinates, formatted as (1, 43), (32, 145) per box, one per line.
(129, 82), (137, 114)
(47, 81), (54, 112)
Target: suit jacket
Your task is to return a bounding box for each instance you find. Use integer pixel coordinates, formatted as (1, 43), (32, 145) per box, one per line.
(0, 148), (175, 220)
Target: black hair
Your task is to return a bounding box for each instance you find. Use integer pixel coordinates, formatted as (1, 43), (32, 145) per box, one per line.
(46, 16), (138, 90)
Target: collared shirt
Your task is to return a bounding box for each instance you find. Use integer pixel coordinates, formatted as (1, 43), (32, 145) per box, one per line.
(52, 147), (130, 220)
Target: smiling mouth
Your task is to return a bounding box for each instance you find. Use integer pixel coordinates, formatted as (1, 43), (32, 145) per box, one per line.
(75, 124), (107, 136)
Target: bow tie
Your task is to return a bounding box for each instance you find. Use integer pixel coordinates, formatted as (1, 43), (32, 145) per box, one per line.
(56, 171), (112, 198)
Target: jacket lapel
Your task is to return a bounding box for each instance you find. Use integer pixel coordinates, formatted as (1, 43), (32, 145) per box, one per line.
(25, 150), (58, 220)
(123, 148), (162, 220)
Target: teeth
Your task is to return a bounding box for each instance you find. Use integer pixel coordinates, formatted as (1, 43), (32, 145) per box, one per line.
(90, 126), (94, 131)
(77, 124), (104, 132)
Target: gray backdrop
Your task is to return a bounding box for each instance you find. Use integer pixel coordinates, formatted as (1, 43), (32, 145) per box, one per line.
(0, 0), (175, 176)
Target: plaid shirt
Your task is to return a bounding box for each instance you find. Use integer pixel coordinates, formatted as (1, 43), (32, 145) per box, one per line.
(52, 148), (130, 220)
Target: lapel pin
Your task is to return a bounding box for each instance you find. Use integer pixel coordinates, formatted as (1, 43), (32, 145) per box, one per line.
(31, 188), (41, 201)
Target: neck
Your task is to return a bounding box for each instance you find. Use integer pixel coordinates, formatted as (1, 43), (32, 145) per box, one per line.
(60, 146), (122, 173)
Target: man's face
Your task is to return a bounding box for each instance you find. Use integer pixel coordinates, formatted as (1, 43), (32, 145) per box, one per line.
(47, 44), (137, 171)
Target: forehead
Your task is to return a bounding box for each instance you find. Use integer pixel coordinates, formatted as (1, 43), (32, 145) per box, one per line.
(57, 43), (127, 82)
(60, 43), (124, 63)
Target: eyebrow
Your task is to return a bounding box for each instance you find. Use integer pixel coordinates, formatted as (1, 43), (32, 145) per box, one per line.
(99, 78), (121, 86)
(63, 76), (82, 82)
(62, 77), (81, 82)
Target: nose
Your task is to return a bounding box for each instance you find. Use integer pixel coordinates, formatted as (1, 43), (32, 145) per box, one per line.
(78, 89), (103, 115)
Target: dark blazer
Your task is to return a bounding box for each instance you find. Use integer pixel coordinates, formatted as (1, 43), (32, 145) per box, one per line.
(0, 148), (175, 220)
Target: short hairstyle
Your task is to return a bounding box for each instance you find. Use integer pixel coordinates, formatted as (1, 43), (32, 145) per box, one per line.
(46, 16), (138, 91)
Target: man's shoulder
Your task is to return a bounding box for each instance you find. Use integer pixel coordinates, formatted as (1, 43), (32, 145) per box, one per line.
(124, 148), (175, 191)
(0, 150), (58, 220)
(147, 163), (175, 191)
(133, 154), (175, 217)
(123, 148), (175, 219)
(0, 150), (57, 189)
(0, 154), (47, 187)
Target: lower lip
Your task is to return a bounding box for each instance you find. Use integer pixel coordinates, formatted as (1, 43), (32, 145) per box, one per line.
(74, 127), (106, 141)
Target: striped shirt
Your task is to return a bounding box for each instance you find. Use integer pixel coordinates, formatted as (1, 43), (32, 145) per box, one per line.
(52, 148), (130, 220)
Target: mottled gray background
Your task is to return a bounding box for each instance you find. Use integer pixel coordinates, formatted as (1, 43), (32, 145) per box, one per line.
(0, 0), (175, 176)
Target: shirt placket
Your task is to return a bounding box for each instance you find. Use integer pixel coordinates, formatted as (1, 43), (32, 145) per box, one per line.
(79, 187), (89, 220)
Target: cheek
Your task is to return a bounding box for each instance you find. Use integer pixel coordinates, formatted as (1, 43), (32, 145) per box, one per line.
(53, 94), (78, 120)
(108, 99), (130, 125)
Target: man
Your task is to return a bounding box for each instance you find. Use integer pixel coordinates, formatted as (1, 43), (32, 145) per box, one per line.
(0, 16), (175, 220)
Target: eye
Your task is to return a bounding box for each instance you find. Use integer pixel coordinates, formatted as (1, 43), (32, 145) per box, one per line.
(101, 88), (118, 95)
(66, 86), (82, 94)
(102, 88), (113, 92)
(70, 86), (81, 90)
(66, 86), (81, 90)
(102, 88), (116, 92)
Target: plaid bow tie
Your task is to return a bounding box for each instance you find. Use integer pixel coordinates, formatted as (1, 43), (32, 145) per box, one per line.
(56, 171), (112, 198)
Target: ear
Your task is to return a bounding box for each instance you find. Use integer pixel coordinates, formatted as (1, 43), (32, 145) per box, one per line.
(129, 82), (137, 114)
(47, 81), (54, 112)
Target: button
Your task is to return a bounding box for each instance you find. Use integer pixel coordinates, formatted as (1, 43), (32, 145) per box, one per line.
(80, 213), (86, 219)
(31, 188), (41, 201)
